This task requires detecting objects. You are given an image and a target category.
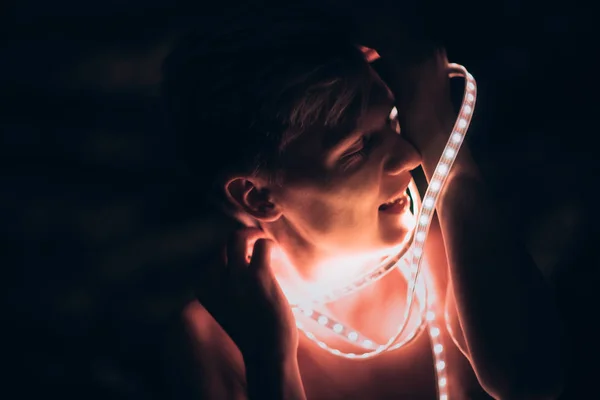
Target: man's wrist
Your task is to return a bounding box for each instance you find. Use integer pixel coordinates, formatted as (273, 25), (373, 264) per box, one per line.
(419, 116), (455, 179)
(418, 107), (482, 180)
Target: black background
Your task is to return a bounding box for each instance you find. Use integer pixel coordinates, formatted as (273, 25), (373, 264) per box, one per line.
(2, 0), (598, 398)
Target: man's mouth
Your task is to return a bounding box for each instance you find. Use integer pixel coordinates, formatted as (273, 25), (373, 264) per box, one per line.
(378, 193), (410, 213)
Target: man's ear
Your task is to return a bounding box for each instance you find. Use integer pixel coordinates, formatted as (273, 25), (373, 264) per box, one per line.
(224, 177), (282, 222)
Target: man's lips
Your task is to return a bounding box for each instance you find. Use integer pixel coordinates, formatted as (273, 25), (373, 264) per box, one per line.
(378, 191), (410, 213)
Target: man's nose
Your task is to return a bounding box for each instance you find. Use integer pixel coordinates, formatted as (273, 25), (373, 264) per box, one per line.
(383, 136), (421, 176)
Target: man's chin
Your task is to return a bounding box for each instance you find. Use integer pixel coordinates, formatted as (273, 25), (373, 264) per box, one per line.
(379, 229), (413, 253)
(379, 211), (415, 244)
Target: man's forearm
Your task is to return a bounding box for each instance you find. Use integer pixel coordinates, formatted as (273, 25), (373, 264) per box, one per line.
(244, 352), (306, 400)
(422, 141), (564, 399)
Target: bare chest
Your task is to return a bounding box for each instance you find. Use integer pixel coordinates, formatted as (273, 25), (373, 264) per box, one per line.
(296, 329), (491, 400)
(182, 301), (491, 400)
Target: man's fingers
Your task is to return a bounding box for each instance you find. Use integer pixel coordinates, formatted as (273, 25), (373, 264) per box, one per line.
(226, 228), (264, 268)
(249, 238), (274, 277)
(226, 232), (249, 268)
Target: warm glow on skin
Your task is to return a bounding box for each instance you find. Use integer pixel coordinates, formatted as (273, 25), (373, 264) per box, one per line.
(238, 52), (475, 398)
(252, 182), (417, 308)
(253, 62), (476, 400)
(287, 211), (414, 299)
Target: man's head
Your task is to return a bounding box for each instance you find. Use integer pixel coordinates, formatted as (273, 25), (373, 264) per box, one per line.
(162, 10), (421, 279)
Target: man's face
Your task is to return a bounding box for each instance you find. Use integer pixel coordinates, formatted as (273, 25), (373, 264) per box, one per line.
(267, 67), (421, 265)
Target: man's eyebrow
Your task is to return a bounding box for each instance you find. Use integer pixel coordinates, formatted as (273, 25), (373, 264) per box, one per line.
(318, 68), (396, 151)
(321, 121), (360, 150)
(323, 87), (395, 144)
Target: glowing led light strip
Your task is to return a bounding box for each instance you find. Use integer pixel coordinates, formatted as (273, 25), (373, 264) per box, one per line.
(294, 259), (429, 351)
(291, 64), (477, 400)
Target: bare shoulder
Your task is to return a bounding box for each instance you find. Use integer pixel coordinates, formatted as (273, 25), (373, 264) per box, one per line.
(160, 300), (247, 399)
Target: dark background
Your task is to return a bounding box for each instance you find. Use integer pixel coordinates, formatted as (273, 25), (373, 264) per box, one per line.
(2, 0), (598, 398)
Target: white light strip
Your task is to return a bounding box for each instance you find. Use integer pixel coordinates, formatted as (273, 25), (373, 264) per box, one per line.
(290, 64), (477, 400)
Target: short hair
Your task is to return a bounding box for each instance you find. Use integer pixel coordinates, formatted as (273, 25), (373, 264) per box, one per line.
(161, 5), (373, 192)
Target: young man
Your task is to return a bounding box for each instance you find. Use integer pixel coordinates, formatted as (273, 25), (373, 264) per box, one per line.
(161, 8), (564, 400)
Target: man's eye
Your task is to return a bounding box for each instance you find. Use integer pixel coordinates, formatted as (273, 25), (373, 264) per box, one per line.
(342, 138), (365, 158)
(340, 135), (372, 169)
(389, 106), (401, 134)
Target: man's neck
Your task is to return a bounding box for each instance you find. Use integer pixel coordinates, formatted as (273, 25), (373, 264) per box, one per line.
(260, 216), (418, 345)
(271, 243), (408, 343)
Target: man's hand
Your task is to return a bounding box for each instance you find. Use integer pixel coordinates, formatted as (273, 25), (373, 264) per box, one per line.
(372, 47), (456, 167)
(197, 228), (298, 363)
(173, 227), (305, 400)
(345, 5), (456, 162)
